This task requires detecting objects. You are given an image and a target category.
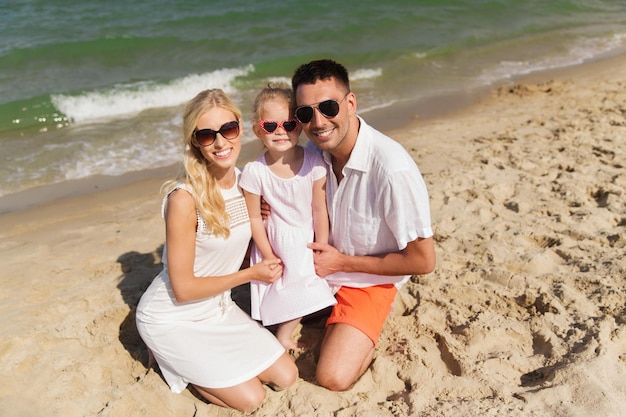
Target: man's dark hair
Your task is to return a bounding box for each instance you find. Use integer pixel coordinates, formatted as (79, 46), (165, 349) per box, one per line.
(291, 59), (350, 93)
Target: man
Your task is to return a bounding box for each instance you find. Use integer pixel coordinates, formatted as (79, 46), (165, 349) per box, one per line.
(292, 59), (436, 391)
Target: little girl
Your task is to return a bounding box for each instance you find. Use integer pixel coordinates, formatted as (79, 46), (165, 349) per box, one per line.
(240, 83), (336, 350)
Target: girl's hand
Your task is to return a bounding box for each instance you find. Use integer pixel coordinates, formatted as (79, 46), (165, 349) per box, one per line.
(252, 258), (283, 283)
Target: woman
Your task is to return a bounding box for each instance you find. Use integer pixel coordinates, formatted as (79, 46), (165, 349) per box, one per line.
(136, 89), (298, 413)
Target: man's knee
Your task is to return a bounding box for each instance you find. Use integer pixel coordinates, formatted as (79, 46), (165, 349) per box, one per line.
(316, 366), (356, 392)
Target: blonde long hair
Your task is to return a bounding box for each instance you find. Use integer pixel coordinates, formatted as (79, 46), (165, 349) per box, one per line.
(163, 89), (242, 238)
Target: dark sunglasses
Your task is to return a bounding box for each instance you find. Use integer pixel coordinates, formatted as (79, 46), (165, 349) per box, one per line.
(192, 121), (240, 147)
(294, 93), (349, 124)
(259, 119), (298, 134)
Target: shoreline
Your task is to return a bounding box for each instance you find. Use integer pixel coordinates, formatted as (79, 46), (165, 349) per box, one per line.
(2, 49), (626, 217)
(4, 50), (619, 217)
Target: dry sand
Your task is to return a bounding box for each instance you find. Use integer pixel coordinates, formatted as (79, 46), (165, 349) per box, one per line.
(0, 53), (625, 417)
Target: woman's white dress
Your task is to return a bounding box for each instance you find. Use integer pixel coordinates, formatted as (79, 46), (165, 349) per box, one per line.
(135, 176), (284, 392)
(239, 147), (336, 326)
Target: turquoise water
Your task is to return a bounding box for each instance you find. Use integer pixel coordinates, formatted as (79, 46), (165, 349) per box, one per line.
(1, 0), (626, 198)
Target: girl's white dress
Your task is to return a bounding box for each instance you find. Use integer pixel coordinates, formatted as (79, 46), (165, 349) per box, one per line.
(239, 147), (336, 326)
(135, 176), (284, 392)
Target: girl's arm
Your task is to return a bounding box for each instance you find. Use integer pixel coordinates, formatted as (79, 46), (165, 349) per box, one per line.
(243, 190), (278, 261)
(165, 189), (282, 303)
(312, 176), (329, 245)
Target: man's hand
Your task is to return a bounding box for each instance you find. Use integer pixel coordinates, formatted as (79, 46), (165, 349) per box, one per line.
(260, 196), (271, 220)
(307, 242), (343, 277)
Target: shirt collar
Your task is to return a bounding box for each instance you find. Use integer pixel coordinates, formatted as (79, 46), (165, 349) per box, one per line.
(322, 115), (371, 173)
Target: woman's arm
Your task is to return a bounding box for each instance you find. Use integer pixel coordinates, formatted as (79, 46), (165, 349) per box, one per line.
(311, 176), (329, 245)
(165, 189), (282, 303)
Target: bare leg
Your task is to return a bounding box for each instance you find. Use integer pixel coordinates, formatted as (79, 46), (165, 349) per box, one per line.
(258, 351), (299, 390)
(275, 317), (302, 350)
(193, 379), (266, 413)
(315, 323), (374, 391)
(193, 352), (297, 413)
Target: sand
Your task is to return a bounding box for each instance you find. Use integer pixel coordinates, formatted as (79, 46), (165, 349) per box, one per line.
(0, 53), (625, 417)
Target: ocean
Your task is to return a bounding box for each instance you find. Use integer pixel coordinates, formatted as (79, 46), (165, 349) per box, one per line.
(2, 0), (626, 206)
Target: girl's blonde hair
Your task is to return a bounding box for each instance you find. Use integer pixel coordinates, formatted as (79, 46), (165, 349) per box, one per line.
(252, 82), (294, 123)
(163, 88), (242, 238)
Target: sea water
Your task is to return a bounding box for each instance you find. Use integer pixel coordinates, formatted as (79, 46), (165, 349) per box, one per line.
(1, 0), (625, 200)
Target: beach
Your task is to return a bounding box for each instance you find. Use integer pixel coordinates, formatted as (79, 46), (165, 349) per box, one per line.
(1, 51), (625, 417)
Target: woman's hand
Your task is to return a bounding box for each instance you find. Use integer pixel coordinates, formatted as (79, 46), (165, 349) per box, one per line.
(251, 258), (283, 283)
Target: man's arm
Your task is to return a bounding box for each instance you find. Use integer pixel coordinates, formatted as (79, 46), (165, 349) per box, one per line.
(307, 236), (435, 277)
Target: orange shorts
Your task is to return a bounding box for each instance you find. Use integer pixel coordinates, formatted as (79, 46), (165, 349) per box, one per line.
(326, 284), (398, 345)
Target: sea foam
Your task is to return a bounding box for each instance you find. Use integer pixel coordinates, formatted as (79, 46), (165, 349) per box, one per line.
(51, 66), (254, 124)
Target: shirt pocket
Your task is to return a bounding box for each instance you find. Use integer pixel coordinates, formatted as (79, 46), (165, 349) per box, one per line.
(345, 206), (381, 255)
